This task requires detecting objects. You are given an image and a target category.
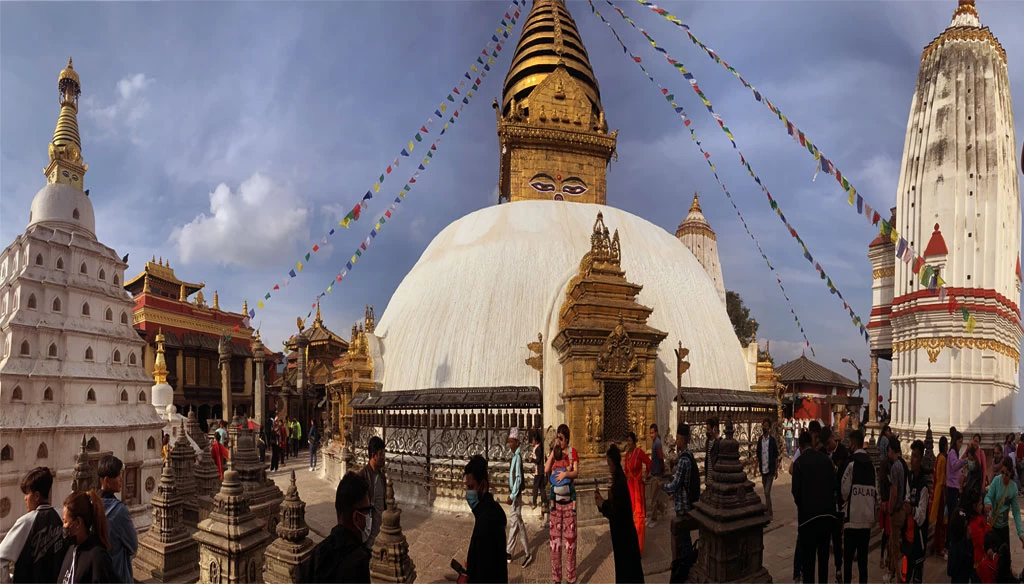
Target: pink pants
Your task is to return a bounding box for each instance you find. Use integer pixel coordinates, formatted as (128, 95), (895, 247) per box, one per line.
(549, 504), (577, 583)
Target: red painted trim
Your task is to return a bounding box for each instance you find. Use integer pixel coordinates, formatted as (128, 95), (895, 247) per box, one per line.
(892, 287), (1020, 319)
(866, 321), (890, 330)
(888, 302), (1024, 332)
(870, 306), (892, 317)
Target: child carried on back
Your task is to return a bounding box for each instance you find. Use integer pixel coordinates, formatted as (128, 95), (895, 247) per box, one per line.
(549, 445), (577, 513)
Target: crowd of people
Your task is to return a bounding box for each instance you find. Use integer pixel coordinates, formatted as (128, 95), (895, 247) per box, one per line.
(0, 458), (137, 584)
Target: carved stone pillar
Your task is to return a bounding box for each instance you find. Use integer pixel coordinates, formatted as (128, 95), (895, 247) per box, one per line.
(220, 337), (233, 420)
(689, 423), (771, 583)
(264, 471), (316, 584)
(868, 354), (879, 427)
(253, 332), (266, 427)
(133, 462), (200, 583)
(295, 336), (309, 418)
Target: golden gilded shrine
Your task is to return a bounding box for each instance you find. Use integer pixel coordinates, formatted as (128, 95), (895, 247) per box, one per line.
(325, 306), (376, 444)
(272, 302), (348, 425)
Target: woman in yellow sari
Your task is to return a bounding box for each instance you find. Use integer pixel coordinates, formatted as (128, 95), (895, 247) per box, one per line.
(930, 436), (948, 556)
(623, 432), (652, 554)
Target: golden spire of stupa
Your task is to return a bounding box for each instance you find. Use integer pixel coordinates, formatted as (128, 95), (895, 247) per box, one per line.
(689, 192), (703, 214)
(44, 58), (88, 190)
(153, 329), (169, 384)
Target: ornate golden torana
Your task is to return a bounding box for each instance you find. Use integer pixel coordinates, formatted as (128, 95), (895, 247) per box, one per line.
(552, 212), (667, 471)
(892, 336), (1021, 365)
(45, 58), (88, 190)
(497, 0), (617, 205)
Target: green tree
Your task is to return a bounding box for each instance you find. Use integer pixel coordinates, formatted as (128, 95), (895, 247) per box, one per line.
(726, 290), (759, 347)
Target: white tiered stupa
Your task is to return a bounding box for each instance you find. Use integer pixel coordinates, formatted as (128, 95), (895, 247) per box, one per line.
(0, 59), (164, 535)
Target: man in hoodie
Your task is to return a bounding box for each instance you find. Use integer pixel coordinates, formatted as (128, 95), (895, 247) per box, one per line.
(0, 467), (68, 584)
(904, 440), (930, 583)
(464, 454), (508, 583)
(792, 429), (837, 583)
(98, 455), (137, 583)
(310, 472), (372, 582)
(841, 430), (877, 584)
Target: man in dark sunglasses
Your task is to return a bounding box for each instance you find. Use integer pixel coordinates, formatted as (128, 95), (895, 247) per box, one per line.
(310, 472), (372, 582)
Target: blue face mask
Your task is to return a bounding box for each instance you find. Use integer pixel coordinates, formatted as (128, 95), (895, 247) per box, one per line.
(968, 460), (977, 471)
(465, 489), (480, 510)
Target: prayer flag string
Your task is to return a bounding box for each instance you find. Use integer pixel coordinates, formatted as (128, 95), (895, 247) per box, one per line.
(588, 0), (814, 352)
(250, 0), (522, 317)
(598, 0), (866, 344)
(632, 0), (976, 334)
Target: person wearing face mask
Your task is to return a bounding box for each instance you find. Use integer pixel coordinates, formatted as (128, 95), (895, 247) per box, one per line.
(310, 471), (372, 583)
(0, 467), (69, 584)
(57, 490), (117, 584)
(464, 454), (508, 583)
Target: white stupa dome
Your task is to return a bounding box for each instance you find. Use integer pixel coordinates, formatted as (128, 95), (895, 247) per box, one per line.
(27, 183), (96, 237)
(373, 200), (750, 432)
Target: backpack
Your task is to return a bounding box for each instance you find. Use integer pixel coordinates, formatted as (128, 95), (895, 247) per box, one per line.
(681, 450), (701, 505)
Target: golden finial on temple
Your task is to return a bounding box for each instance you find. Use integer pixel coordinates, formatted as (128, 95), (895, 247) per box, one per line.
(45, 57), (86, 188)
(153, 328), (169, 384)
(689, 192), (702, 213)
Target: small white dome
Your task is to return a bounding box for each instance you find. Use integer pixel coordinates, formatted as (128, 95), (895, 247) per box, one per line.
(375, 200), (750, 433)
(27, 183), (96, 237)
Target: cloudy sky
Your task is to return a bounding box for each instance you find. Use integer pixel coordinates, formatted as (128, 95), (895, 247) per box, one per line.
(3, 1), (1023, 404)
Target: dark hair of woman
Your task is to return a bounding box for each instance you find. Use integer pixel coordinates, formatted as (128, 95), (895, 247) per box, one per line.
(939, 436), (948, 455)
(606, 443), (622, 470)
(64, 490), (110, 550)
(625, 432), (637, 445)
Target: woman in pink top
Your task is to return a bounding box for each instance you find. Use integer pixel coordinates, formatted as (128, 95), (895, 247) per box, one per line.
(946, 432), (966, 552)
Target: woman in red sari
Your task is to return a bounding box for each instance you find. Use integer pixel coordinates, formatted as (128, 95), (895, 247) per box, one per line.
(623, 431), (652, 554)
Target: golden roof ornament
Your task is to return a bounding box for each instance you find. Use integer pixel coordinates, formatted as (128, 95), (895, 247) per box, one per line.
(689, 192), (702, 214)
(242, 299), (248, 315)
(313, 300), (322, 327)
(153, 328), (169, 384)
(213, 290), (220, 310)
(45, 57), (87, 189)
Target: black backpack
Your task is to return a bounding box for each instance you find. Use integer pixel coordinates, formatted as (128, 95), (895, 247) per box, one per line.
(681, 450), (701, 505)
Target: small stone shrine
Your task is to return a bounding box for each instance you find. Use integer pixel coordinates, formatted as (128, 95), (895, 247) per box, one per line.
(689, 422), (772, 583)
(133, 461), (200, 583)
(72, 435), (97, 492)
(228, 414), (283, 534)
(188, 410), (222, 522)
(171, 419), (199, 527)
(194, 460), (272, 584)
(370, 476), (417, 583)
(263, 471), (315, 584)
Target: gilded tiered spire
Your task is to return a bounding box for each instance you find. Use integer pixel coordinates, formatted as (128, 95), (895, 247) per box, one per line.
(497, 0), (617, 205)
(676, 193), (716, 241)
(44, 58), (88, 189)
(153, 329), (169, 384)
(923, 0), (1005, 63)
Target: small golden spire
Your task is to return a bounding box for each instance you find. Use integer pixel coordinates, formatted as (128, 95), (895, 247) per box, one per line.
(153, 328), (168, 384)
(314, 299), (322, 327)
(142, 274), (151, 293)
(689, 192), (702, 214)
(242, 299), (249, 315)
(45, 57), (87, 189)
(178, 283), (186, 301)
(213, 290), (220, 310)
(953, 0), (978, 18)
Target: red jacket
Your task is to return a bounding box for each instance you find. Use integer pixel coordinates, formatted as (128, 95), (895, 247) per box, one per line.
(968, 515), (990, 568)
(211, 442), (229, 479)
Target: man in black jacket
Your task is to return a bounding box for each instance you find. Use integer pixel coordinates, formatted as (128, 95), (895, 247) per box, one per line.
(0, 467), (68, 583)
(464, 454), (508, 583)
(311, 472), (372, 583)
(755, 418), (779, 520)
(821, 426), (850, 582)
(792, 430), (837, 583)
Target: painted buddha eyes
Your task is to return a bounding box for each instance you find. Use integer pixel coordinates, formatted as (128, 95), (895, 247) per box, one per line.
(529, 173), (589, 200)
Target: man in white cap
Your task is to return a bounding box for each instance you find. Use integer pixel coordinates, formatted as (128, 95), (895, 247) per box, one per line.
(506, 426), (532, 567)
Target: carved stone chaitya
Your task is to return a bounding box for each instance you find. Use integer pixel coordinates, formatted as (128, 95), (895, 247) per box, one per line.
(370, 477), (416, 583)
(132, 461), (200, 583)
(72, 435), (97, 492)
(263, 471), (315, 584)
(227, 419), (283, 535)
(551, 211), (667, 510)
(193, 461), (272, 584)
(689, 424), (772, 583)
(188, 410), (221, 522)
(170, 420), (199, 527)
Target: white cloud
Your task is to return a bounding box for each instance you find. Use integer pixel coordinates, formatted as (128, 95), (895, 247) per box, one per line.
(84, 73), (154, 135)
(169, 173), (309, 267)
(409, 216), (427, 241)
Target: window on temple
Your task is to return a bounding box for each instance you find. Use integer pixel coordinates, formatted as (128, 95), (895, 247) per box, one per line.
(105, 308), (113, 321)
(34, 254), (43, 266)
(86, 437), (99, 452)
(47, 343), (57, 358)
(43, 387), (53, 401)
(138, 390), (146, 402)
(81, 302), (90, 316)
(11, 386), (21, 401)
(79, 262), (88, 275)
(146, 436), (156, 450)
(51, 297), (61, 312)
(1, 446), (12, 461)
(128, 352), (137, 365)
(113, 274), (119, 285)
(85, 347), (94, 361)
(27, 294), (36, 309)
(120, 312), (128, 325)
(19, 341), (29, 356)
(86, 389), (96, 402)
(72, 209), (80, 220)
(120, 389), (128, 402)
(98, 269), (105, 281)
(127, 437), (135, 451)
(55, 257), (64, 270)
(36, 443), (47, 459)
(113, 350), (121, 363)
(602, 381), (629, 441)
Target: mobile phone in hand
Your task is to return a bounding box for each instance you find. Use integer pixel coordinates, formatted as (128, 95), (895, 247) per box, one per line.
(450, 558), (466, 575)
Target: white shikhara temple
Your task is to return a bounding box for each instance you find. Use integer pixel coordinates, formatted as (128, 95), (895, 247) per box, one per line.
(0, 59), (164, 536)
(869, 0), (1022, 437)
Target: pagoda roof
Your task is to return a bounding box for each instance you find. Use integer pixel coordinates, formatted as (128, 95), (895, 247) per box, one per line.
(775, 355), (859, 389)
(143, 329), (252, 357)
(124, 258), (203, 296)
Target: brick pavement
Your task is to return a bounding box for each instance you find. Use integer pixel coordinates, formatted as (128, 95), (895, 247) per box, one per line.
(271, 453), (1024, 582)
